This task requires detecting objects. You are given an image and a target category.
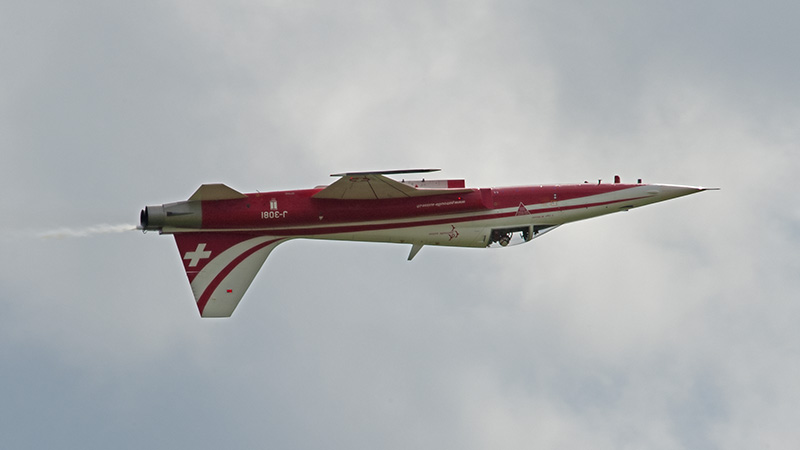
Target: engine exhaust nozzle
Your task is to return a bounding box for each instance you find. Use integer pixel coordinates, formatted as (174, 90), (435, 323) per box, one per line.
(139, 201), (201, 231)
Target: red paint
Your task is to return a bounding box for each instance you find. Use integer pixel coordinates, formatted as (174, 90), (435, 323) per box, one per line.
(197, 184), (638, 231)
(174, 232), (263, 283)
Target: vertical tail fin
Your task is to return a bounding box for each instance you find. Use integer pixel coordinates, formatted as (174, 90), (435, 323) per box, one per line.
(174, 233), (286, 317)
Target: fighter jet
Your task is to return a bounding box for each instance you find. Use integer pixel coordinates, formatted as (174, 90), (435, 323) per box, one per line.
(140, 169), (715, 317)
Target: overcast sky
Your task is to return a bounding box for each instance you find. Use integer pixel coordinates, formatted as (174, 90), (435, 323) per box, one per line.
(2, 1), (799, 449)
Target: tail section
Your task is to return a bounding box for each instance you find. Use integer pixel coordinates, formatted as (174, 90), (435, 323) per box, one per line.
(174, 233), (286, 317)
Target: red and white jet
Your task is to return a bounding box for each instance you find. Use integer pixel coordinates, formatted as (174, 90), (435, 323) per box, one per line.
(140, 169), (715, 317)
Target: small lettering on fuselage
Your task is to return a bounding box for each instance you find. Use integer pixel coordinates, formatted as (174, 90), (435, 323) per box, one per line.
(429, 225), (460, 241)
(416, 200), (466, 209)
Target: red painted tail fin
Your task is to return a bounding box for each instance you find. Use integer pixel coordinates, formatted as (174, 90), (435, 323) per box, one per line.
(174, 233), (286, 317)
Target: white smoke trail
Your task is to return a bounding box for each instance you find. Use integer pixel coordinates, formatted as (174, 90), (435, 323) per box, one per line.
(38, 224), (138, 239)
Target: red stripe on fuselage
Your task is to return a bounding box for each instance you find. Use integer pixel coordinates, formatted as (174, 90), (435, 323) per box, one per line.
(197, 195), (649, 237)
(199, 184), (639, 231)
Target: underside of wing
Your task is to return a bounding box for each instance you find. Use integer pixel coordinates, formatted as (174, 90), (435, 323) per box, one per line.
(312, 170), (472, 200)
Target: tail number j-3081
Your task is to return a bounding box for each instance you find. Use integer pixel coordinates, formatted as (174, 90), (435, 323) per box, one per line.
(261, 211), (288, 219)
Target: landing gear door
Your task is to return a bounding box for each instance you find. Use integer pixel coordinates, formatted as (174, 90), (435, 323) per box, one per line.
(531, 224), (560, 239)
(487, 226), (533, 248)
(485, 224), (561, 248)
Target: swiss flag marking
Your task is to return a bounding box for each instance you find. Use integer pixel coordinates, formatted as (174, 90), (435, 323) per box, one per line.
(184, 243), (212, 267)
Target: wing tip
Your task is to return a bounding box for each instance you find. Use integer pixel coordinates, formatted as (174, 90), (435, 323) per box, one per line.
(330, 168), (441, 177)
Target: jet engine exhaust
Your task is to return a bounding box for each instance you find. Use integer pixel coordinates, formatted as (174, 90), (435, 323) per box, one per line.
(139, 202), (202, 231)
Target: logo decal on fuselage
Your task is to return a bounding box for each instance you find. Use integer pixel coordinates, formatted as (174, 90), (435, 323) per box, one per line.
(428, 225), (460, 241)
(448, 225), (459, 240)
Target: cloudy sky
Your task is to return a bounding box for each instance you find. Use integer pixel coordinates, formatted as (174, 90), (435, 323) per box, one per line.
(2, 0), (799, 448)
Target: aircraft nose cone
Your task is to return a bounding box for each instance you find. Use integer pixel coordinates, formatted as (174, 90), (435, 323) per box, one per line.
(650, 184), (718, 201)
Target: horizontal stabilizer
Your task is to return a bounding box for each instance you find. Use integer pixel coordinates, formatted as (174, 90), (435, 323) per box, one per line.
(188, 184), (247, 201)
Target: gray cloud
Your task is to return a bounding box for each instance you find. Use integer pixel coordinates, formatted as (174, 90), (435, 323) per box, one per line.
(2, 0), (799, 449)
